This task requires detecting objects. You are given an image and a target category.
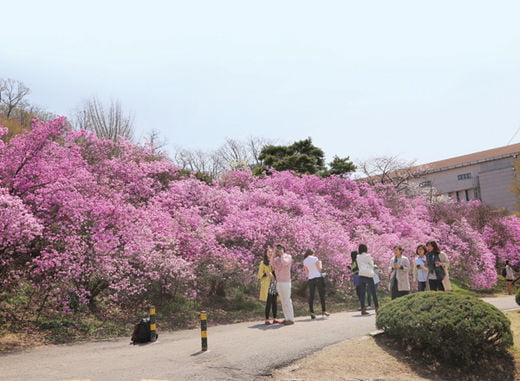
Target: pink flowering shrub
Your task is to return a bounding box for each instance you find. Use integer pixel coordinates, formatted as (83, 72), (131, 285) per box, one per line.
(0, 118), (519, 315)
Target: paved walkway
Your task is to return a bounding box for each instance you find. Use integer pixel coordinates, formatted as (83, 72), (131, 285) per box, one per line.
(0, 295), (517, 381)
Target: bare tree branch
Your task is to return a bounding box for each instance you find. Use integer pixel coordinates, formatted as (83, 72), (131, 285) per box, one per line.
(357, 155), (422, 193)
(0, 78), (31, 118)
(74, 97), (134, 142)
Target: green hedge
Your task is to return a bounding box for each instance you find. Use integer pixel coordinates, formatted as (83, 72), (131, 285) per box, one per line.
(516, 289), (520, 306)
(376, 292), (513, 365)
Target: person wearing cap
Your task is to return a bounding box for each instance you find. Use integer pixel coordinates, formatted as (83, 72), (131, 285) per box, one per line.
(271, 244), (295, 325)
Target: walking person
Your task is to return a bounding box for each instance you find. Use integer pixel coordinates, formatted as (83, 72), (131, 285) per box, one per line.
(505, 260), (515, 295)
(356, 244), (379, 315)
(303, 249), (330, 319)
(413, 244), (428, 292)
(426, 240), (451, 291)
(271, 244), (295, 325)
(257, 246), (281, 325)
(388, 245), (410, 299)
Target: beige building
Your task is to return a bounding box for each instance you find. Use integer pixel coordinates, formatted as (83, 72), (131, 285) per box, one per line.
(414, 143), (520, 212)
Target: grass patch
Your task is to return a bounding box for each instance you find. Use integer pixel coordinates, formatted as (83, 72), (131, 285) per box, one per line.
(505, 309), (520, 364)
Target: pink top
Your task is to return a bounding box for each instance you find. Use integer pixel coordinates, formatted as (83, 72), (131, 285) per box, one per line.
(272, 253), (293, 282)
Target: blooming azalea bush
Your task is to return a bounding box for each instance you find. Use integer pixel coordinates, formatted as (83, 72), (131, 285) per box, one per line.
(0, 118), (519, 317)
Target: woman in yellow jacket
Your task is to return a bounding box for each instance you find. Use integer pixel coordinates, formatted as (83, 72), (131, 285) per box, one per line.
(257, 246), (280, 325)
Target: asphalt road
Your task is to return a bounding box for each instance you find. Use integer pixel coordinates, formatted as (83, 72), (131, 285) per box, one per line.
(0, 295), (516, 381)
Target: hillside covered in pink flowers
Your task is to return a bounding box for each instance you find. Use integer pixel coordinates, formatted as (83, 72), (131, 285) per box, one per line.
(1, 118), (519, 314)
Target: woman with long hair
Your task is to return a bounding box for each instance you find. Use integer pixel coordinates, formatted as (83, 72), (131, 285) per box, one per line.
(425, 240), (451, 291)
(257, 245), (281, 325)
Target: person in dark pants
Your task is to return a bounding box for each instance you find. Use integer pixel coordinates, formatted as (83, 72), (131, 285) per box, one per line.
(388, 245), (410, 299)
(257, 246), (281, 325)
(303, 249), (330, 319)
(356, 244), (379, 315)
(349, 251), (361, 303)
(426, 240), (445, 291)
(413, 244), (428, 292)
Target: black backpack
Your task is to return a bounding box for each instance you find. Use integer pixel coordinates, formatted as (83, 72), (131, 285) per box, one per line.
(131, 317), (157, 344)
(502, 268), (507, 277)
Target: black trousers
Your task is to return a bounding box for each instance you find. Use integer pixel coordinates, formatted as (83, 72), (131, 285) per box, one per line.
(265, 293), (277, 320)
(429, 279), (445, 291)
(417, 281), (427, 292)
(308, 277), (326, 313)
(391, 277), (410, 299)
(359, 276), (378, 309)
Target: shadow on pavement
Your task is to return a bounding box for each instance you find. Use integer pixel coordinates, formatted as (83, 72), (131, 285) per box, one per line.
(248, 323), (285, 330)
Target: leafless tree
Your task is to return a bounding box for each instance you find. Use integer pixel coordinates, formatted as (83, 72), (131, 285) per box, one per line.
(215, 136), (273, 171)
(0, 78), (31, 118)
(145, 129), (168, 155)
(74, 97), (134, 141)
(173, 137), (273, 178)
(357, 155), (427, 193)
(173, 148), (223, 178)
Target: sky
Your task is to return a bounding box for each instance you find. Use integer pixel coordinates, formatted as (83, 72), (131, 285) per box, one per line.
(2, 0), (520, 168)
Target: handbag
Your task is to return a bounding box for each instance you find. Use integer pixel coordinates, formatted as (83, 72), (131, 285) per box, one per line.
(435, 266), (446, 281)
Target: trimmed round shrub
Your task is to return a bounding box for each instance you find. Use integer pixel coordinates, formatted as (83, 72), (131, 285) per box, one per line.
(376, 292), (513, 365)
(516, 289), (520, 306)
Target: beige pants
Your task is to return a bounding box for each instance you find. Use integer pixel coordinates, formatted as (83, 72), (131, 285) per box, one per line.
(276, 281), (294, 322)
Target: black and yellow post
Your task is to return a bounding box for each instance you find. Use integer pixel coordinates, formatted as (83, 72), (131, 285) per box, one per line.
(149, 306), (157, 342)
(200, 311), (208, 351)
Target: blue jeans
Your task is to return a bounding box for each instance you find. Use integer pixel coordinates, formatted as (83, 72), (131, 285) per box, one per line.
(359, 276), (378, 309)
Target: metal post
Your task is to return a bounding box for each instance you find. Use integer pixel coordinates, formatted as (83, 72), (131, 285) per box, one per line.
(149, 306), (157, 342)
(200, 311), (208, 351)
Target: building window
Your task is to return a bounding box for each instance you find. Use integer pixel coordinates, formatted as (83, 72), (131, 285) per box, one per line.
(465, 189), (469, 201)
(457, 173), (472, 180)
(419, 181), (432, 188)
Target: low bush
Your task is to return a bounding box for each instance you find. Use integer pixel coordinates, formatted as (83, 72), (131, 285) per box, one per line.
(376, 292), (513, 365)
(516, 289), (520, 306)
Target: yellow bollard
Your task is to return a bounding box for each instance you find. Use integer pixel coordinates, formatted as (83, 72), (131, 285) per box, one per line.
(200, 311), (208, 351)
(149, 306), (157, 342)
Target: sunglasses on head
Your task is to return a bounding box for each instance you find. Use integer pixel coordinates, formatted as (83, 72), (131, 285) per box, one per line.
(276, 245), (283, 249)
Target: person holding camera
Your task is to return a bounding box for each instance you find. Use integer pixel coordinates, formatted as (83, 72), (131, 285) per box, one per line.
(303, 248), (330, 319)
(388, 245), (410, 299)
(413, 244), (428, 292)
(257, 245), (281, 325)
(271, 244), (295, 325)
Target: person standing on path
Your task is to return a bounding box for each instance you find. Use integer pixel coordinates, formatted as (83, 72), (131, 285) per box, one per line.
(257, 245), (281, 325)
(356, 244), (379, 315)
(271, 244), (295, 325)
(349, 251), (362, 304)
(413, 244), (429, 292)
(388, 245), (410, 299)
(505, 260), (515, 295)
(303, 249), (330, 319)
